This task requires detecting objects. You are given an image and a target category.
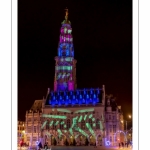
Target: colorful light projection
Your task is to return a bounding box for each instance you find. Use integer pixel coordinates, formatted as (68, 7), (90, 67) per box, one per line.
(84, 115), (87, 121)
(41, 121), (47, 129)
(78, 115), (83, 122)
(58, 25), (74, 57)
(86, 123), (95, 138)
(99, 121), (103, 130)
(55, 19), (75, 91)
(42, 114), (67, 119)
(48, 89), (102, 106)
(41, 109), (104, 139)
(57, 129), (63, 137)
(105, 140), (111, 146)
(57, 108), (71, 113)
(49, 121), (53, 126)
(56, 66), (72, 71)
(114, 130), (127, 142)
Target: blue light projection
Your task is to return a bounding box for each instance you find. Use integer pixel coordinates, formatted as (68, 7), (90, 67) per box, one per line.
(58, 43), (74, 57)
(105, 140), (111, 146)
(47, 89), (102, 106)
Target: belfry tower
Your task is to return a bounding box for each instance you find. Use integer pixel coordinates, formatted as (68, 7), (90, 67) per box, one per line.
(54, 9), (77, 91)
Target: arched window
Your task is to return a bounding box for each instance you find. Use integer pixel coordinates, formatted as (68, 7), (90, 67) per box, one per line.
(81, 120), (85, 130)
(89, 119), (92, 128)
(46, 121), (49, 130)
(67, 119), (70, 129)
(96, 119), (100, 129)
(60, 120), (64, 130)
(110, 136), (112, 142)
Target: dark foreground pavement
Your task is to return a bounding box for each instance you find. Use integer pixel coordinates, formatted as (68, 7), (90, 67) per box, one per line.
(19, 146), (132, 150)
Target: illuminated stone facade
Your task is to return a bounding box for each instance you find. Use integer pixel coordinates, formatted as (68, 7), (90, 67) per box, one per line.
(25, 100), (43, 146)
(18, 121), (25, 146)
(105, 96), (124, 146)
(40, 87), (106, 146)
(24, 10), (124, 147)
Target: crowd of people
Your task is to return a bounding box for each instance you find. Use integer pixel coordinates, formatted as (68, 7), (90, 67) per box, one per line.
(119, 142), (132, 149)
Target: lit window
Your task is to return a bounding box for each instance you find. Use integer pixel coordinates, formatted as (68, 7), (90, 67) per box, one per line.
(28, 118), (31, 122)
(32, 137), (37, 141)
(34, 118), (37, 122)
(113, 125), (116, 133)
(109, 125), (112, 132)
(34, 126), (36, 133)
(27, 126), (32, 133)
(112, 116), (115, 120)
(110, 136), (112, 142)
(27, 137), (30, 141)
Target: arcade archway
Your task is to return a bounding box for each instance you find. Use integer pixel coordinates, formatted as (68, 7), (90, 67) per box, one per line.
(96, 134), (102, 146)
(89, 135), (96, 145)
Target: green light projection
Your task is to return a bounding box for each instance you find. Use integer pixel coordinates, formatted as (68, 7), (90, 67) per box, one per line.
(64, 130), (67, 133)
(49, 120), (54, 126)
(99, 121), (103, 130)
(74, 108), (94, 113)
(93, 123), (96, 127)
(56, 66), (72, 71)
(61, 121), (65, 125)
(69, 128), (73, 135)
(60, 57), (73, 62)
(41, 121), (47, 129)
(42, 114), (67, 119)
(57, 129), (63, 137)
(75, 127), (88, 137)
(92, 118), (95, 121)
(89, 114), (93, 118)
(55, 121), (59, 126)
(41, 109), (104, 139)
(57, 108), (71, 113)
(86, 123), (95, 138)
(78, 115), (83, 122)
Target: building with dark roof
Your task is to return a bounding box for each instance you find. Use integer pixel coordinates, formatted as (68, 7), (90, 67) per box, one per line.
(24, 9), (124, 147)
(25, 100), (43, 146)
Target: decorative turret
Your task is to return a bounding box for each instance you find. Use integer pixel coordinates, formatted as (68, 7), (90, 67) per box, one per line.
(54, 9), (77, 91)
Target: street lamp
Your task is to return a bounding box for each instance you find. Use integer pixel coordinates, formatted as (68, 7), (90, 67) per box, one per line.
(125, 115), (132, 134)
(124, 115), (132, 142)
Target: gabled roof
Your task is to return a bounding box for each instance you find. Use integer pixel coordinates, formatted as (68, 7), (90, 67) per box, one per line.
(30, 100), (42, 111)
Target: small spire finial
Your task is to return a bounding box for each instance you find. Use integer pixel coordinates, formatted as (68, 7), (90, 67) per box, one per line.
(65, 8), (69, 20)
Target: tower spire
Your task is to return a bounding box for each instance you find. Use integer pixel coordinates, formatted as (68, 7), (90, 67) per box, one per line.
(65, 8), (69, 21)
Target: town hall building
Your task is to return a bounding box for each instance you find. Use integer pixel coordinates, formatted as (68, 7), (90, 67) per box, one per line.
(24, 9), (124, 147)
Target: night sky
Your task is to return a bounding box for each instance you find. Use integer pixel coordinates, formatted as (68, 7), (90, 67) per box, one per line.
(18, 0), (132, 122)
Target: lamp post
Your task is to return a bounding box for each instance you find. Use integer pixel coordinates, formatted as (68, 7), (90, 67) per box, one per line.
(120, 115), (132, 143)
(124, 115), (132, 143)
